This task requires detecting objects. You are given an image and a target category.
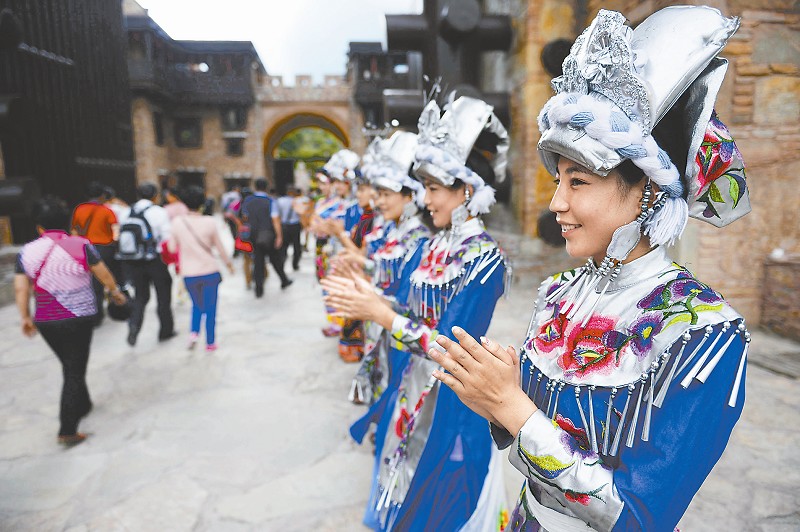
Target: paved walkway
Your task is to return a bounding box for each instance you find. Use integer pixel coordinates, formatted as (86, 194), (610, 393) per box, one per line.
(1, 216), (798, 530)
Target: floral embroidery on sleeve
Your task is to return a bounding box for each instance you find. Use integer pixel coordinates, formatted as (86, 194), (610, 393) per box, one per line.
(392, 315), (439, 354)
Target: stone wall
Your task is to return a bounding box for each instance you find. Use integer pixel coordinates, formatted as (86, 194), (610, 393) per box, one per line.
(761, 256), (800, 340)
(512, 0), (800, 325)
(131, 97), (265, 203)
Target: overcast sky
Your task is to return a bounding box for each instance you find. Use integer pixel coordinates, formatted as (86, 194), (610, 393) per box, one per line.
(134, 0), (423, 84)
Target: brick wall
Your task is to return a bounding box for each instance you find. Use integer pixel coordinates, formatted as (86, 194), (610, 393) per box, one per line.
(761, 257), (800, 340)
(513, 1), (800, 326)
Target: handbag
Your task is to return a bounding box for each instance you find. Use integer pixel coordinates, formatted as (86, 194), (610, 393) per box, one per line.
(107, 287), (132, 321)
(160, 240), (179, 265)
(234, 236), (253, 253)
(237, 223), (251, 243)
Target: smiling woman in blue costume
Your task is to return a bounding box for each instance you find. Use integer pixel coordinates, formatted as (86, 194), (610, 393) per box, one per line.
(344, 131), (432, 407)
(311, 149), (360, 337)
(325, 95), (512, 531)
(429, 6), (752, 532)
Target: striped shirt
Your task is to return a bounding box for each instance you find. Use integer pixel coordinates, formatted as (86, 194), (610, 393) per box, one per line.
(16, 231), (101, 322)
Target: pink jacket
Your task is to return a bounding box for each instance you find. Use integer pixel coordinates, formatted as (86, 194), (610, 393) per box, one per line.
(169, 214), (231, 277)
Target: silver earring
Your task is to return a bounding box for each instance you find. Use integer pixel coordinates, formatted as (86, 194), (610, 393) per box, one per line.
(401, 201), (417, 223)
(464, 187), (471, 204)
(450, 204), (469, 232)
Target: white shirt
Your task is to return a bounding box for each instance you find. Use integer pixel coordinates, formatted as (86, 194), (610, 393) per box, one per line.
(130, 199), (171, 244)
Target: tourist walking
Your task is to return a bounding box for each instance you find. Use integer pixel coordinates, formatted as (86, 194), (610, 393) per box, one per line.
(15, 196), (126, 446)
(167, 186), (234, 351)
(70, 181), (119, 326)
(429, 7), (753, 531)
(117, 182), (175, 346)
(241, 178), (291, 297)
(276, 187), (303, 271)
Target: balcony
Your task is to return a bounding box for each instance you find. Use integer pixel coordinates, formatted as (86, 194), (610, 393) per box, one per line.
(128, 58), (254, 105)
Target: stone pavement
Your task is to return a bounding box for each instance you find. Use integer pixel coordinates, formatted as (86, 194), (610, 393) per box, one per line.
(1, 215), (799, 531)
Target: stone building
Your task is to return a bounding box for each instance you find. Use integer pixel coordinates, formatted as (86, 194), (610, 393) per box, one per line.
(508, 0), (800, 326)
(123, 0), (266, 200)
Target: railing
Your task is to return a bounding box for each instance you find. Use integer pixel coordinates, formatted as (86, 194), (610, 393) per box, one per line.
(128, 58), (254, 104)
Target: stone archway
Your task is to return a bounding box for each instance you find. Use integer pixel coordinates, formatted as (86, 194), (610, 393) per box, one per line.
(262, 111), (353, 185)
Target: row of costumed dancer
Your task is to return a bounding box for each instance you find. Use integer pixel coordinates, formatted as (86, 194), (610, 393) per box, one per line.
(316, 5), (753, 531)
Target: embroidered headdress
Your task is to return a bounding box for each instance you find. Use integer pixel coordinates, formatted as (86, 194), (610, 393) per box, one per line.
(538, 6), (750, 245)
(323, 149), (361, 182)
(413, 96), (509, 216)
(364, 131), (426, 208)
(539, 6), (751, 325)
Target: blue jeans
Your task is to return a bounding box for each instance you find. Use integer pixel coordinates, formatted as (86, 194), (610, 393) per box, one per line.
(184, 272), (222, 345)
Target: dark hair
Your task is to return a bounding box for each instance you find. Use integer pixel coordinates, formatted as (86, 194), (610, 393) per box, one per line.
(137, 181), (159, 200)
(104, 185), (116, 198)
(181, 185), (206, 210)
(615, 159), (646, 193)
(462, 148), (496, 188)
(241, 187), (253, 199)
(86, 181), (106, 199)
(254, 178), (268, 191)
(32, 195), (70, 231)
(541, 39), (573, 78)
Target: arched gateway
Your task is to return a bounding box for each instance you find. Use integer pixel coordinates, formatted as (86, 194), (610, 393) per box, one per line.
(259, 75), (365, 187)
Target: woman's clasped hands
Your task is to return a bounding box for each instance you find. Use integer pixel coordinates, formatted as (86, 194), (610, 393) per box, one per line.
(428, 326), (538, 436)
(322, 274), (393, 326)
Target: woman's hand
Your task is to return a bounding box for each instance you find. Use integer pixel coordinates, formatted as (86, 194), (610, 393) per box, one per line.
(326, 218), (345, 236)
(428, 326), (538, 436)
(21, 317), (37, 337)
(110, 289), (128, 306)
(322, 274), (394, 326)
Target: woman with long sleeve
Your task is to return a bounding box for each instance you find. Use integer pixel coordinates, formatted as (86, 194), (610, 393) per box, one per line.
(429, 7), (752, 531)
(168, 186), (234, 351)
(313, 150), (360, 337)
(325, 96), (511, 530)
(347, 131), (431, 421)
(15, 196), (126, 446)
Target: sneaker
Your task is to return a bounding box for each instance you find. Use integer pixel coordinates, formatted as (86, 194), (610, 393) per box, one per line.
(281, 279), (294, 289)
(188, 332), (199, 350)
(206, 343), (218, 352)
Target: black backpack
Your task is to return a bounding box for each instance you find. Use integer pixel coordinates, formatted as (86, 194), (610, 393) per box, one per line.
(115, 205), (158, 261)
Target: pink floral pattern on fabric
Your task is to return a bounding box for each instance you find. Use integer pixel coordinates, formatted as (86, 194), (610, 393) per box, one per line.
(695, 111), (747, 221)
(560, 314), (629, 378)
(531, 303), (568, 355)
(416, 247), (448, 281)
(554, 415), (595, 459)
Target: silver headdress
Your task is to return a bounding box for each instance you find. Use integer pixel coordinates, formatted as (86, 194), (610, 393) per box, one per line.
(539, 6), (750, 238)
(323, 149), (361, 181)
(412, 96), (509, 216)
(538, 6), (751, 326)
(365, 131), (426, 208)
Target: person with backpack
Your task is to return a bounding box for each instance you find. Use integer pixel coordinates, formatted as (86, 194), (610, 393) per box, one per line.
(71, 181), (119, 327)
(117, 182), (176, 346)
